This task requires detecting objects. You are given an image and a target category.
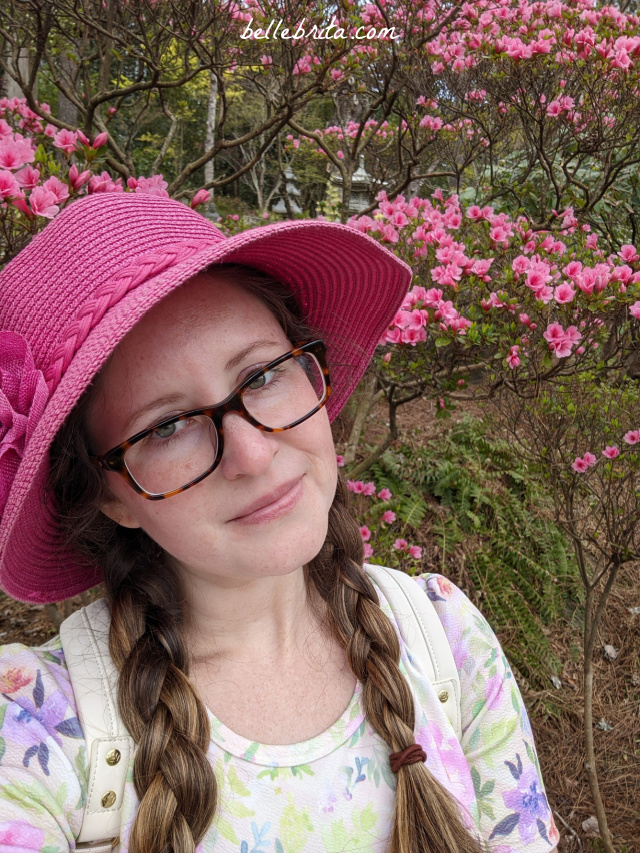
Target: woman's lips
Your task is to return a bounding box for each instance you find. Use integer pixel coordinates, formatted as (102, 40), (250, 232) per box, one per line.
(229, 476), (304, 524)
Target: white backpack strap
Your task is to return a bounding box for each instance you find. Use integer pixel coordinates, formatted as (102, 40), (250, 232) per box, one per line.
(364, 564), (462, 740)
(60, 598), (134, 850)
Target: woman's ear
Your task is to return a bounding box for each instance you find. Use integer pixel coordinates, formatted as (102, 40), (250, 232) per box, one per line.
(99, 494), (142, 529)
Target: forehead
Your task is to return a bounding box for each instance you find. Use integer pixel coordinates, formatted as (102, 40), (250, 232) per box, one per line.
(115, 272), (287, 359)
(87, 272), (290, 423)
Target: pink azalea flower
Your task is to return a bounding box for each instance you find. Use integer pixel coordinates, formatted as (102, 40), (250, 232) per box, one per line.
(629, 301), (640, 320)
(584, 452), (597, 466)
(619, 244), (639, 264)
(402, 327), (427, 345)
(471, 258), (493, 276)
(572, 457), (589, 473)
(68, 164), (90, 190)
(554, 282), (576, 303)
(543, 322), (581, 358)
(623, 430), (640, 445)
(363, 543), (373, 558)
(14, 164), (39, 189)
(88, 171), (122, 193)
(92, 131), (108, 149)
(191, 188), (211, 208)
(381, 510), (396, 524)
(335, 455), (345, 467)
(507, 345), (521, 369)
(347, 480), (365, 493)
(359, 526), (371, 542)
(602, 446), (620, 459)
(362, 481), (376, 496)
(0, 169), (20, 198)
(380, 223), (399, 243)
(28, 186), (59, 218)
(378, 488), (392, 500)
(42, 175), (69, 203)
(52, 128), (78, 154)
(0, 138), (34, 170)
(409, 545), (422, 559)
(393, 538), (408, 551)
(134, 174), (169, 197)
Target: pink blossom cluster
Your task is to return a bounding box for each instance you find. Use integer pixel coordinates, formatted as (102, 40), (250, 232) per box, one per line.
(392, 539), (423, 560)
(0, 98), (209, 228)
(572, 429), (640, 472)
(347, 480), (392, 500)
(348, 185), (640, 369)
(425, 0), (640, 78)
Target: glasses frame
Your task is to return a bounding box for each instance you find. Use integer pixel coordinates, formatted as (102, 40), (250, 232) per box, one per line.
(91, 339), (331, 500)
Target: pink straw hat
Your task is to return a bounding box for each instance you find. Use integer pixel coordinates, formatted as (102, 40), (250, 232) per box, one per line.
(0, 192), (411, 604)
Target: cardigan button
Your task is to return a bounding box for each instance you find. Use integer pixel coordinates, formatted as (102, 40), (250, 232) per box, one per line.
(106, 748), (121, 766)
(102, 791), (117, 808)
(438, 689), (449, 703)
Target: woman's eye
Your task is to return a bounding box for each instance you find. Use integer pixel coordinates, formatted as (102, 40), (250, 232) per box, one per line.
(152, 422), (178, 439)
(151, 418), (193, 439)
(247, 368), (275, 390)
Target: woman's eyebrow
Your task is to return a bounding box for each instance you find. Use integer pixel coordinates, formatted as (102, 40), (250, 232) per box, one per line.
(122, 392), (186, 435)
(224, 338), (282, 371)
(122, 340), (284, 434)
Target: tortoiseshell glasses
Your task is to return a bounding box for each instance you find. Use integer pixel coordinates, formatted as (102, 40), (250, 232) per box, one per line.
(91, 339), (331, 499)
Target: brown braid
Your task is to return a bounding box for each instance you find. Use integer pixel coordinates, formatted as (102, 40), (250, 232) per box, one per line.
(48, 264), (486, 853)
(308, 477), (487, 853)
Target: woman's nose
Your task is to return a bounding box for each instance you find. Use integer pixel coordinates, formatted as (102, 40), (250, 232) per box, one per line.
(217, 412), (278, 479)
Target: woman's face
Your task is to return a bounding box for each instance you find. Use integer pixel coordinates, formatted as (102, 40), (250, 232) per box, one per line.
(86, 272), (338, 587)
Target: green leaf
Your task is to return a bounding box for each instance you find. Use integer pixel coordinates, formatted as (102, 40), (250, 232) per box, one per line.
(227, 765), (251, 797)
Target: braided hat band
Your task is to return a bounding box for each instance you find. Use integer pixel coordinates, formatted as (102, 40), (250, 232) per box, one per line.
(0, 193), (411, 604)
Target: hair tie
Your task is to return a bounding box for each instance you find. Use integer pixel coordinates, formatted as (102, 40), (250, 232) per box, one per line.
(389, 743), (427, 773)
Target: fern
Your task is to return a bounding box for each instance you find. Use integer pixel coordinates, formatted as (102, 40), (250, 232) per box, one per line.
(375, 415), (581, 689)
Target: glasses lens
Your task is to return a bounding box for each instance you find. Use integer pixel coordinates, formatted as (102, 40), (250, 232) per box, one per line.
(124, 414), (218, 495)
(241, 351), (327, 429)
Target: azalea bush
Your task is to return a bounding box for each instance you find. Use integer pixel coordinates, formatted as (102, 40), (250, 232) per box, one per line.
(341, 187), (640, 473)
(0, 98), (212, 269)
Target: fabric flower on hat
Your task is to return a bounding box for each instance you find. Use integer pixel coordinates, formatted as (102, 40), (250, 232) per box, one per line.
(0, 331), (49, 516)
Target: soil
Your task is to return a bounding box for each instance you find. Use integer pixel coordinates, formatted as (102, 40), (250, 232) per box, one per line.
(1, 391), (639, 852)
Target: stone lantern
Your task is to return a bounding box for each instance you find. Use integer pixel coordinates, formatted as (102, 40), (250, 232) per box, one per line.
(271, 166), (303, 216)
(328, 156), (373, 217)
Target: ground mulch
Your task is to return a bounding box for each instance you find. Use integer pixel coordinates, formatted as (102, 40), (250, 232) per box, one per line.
(1, 392), (639, 852)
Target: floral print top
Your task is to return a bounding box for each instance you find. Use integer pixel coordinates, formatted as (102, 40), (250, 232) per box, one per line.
(0, 571), (559, 852)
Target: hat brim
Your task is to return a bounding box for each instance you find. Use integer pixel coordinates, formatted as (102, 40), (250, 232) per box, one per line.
(0, 218), (411, 603)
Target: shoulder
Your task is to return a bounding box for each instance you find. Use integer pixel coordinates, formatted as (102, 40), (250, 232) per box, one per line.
(0, 633), (73, 702)
(0, 636), (88, 844)
(0, 634), (85, 770)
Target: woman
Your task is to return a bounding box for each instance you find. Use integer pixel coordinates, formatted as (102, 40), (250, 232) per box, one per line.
(0, 192), (559, 852)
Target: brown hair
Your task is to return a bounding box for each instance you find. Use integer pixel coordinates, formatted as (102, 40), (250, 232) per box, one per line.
(48, 264), (486, 853)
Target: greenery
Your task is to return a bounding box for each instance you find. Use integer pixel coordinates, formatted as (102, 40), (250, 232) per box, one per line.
(368, 414), (582, 691)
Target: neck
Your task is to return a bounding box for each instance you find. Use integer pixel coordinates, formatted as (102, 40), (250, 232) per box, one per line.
(179, 565), (328, 667)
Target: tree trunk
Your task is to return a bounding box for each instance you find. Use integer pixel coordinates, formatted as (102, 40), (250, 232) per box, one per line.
(204, 72), (219, 218)
(1, 46), (34, 100)
(57, 53), (78, 126)
(582, 573), (618, 853)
